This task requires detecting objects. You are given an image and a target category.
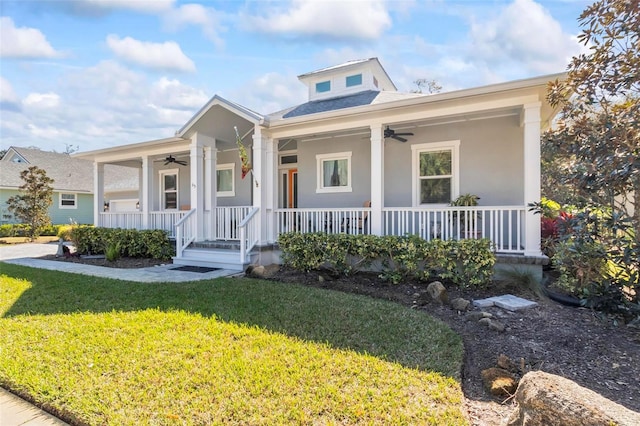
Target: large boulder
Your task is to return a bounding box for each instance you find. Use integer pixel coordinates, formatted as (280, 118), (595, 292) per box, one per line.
(506, 371), (640, 426)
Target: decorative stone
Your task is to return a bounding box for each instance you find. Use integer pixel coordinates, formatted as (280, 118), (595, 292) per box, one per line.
(250, 265), (265, 278)
(497, 354), (518, 373)
(474, 294), (538, 311)
(481, 367), (517, 397)
(450, 297), (471, 311)
(426, 281), (448, 304)
(56, 238), (65, 258)
(479, 317), (506, 332)
(506, 371), (640, 426)
(465, 311), (493, 322)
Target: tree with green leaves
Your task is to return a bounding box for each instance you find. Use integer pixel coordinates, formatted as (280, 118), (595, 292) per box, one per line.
(7, 166), (55, 241)
(544, 0), (639, 239)
(541, 0), (639, 320)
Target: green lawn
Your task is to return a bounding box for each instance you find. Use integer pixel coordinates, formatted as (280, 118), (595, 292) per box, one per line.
(0, 263), (466, 425)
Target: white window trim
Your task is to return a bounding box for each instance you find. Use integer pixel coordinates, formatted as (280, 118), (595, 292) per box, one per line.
(159, 169), (179, 211)
(411, 140), (460, 207)
(59, 192), (77, 209)
(316, 151), (352, 193)
(216, 163), (235, 197)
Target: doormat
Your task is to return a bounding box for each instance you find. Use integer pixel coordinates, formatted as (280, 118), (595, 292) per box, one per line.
(171, 265), (220, 273)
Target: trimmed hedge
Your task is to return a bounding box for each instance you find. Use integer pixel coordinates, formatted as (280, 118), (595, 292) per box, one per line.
(0, 223), (70, 238)
(278, 232), (495, 288)
(70, 227), (174, 260)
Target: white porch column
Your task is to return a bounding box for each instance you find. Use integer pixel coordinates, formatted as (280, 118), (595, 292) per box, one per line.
(93, 162), (104, 226)
(523, 102), (543, 257)
(141, 156), (152, 229)
(266, 136), (277, 243)
(370, 124), (384, 235)
(190, 133), (206, 241)
(252, 127), (269, 245)
(204, 146), (217, 241)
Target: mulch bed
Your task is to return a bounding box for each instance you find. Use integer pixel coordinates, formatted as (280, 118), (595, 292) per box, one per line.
(39, 255), (640, 424)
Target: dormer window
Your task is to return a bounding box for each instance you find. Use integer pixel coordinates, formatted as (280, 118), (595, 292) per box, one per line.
(315, 81), (331, 93)
(346, 74), (362, 87)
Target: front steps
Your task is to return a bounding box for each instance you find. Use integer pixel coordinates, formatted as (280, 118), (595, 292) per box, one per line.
(172, 241), (257, 272)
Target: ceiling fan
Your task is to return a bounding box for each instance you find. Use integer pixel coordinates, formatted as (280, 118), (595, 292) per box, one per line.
(384, 126), (414, 143)
(164, 155), (187, 166)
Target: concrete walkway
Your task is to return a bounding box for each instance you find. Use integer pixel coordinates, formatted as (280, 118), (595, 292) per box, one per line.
(0, 242), (238, 282)
(0, 389), (68, 426)
(0, 242), (240, 425)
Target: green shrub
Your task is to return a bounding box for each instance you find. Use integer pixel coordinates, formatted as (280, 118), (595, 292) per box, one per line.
(278, 232), (495, 288)
(70, 227), (174, 260)
(105, 242), (121, 262)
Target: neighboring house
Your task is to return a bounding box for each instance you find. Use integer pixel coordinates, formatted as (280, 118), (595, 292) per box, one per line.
(75, 58), (564, 274)
(0, 147), (138, 225)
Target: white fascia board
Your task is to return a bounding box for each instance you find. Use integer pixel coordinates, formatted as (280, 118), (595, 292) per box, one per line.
(73, 137), (189, 163)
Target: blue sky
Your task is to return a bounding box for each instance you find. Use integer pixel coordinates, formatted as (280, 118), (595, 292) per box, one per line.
(1, 0), (591, 153)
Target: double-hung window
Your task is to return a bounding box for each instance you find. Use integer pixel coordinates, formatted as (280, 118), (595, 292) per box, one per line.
(160, 170), (179, 210)
(216, 163), (235, 197)
(316, 152), (352, 193)
(59, 193), (77, 209)
(412, 141), (460, 205)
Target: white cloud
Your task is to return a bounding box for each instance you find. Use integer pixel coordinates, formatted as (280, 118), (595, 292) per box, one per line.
(0, 17), (60, 58)
(106, 35), (196, 73)
(149, 77), (209, 110)
(0, 77), (19, 104)
(1, 60), (210, 152)
(162, 3), (225, 48)
(23, 92), (60, 109)
(230, 72), (306, 115)
(467, 0), (582, 75)
(245, 0), (392, 40)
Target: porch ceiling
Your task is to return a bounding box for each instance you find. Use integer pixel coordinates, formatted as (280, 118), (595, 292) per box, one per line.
(275, 106), (521, 143)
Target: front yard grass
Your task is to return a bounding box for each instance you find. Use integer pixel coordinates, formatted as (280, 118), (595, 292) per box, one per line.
(0, 263), (466, 425)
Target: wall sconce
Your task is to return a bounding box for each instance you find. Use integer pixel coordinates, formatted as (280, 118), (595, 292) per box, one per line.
(136, 201), (140, 210)
(103, 201), (109, 212)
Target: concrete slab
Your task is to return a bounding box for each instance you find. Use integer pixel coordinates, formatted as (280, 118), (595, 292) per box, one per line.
(473, 294), (538, 311)
(494, 294), (538, 311)
(0, 388), (68, 425)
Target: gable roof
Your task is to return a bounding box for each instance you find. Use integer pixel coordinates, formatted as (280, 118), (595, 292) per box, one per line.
(0, 147), (137, 193)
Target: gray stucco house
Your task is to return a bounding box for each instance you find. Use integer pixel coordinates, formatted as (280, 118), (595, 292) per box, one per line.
(75, 58), (564, 274)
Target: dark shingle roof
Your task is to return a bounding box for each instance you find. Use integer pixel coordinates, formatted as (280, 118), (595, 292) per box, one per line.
(0, 147), (137, 193)
(282, 90), (380, 119)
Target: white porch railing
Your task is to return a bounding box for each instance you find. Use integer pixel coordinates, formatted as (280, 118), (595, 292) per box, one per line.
(383, 206), (526, 253)
(99, 211), (187, 238)
(275, 208), (372, 235)
(175, 209), (196, 258)
(99, 212), (144, 231)
(238, 208), (260, 263)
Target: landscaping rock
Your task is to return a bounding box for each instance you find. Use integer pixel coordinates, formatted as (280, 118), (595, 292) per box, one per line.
(506, 371), (640, 426)
(479, 317), (506, 332)
(497, 354), (519, 373)
(450, 297), (471, 311)
(465, 311), (493, 322)
(481, 367), (517, 397)
(247, 265), (265, 278)
(426, 281), (448, 304)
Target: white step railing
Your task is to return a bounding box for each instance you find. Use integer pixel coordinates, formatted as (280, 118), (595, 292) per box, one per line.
(238, 208), (260, 264)
(383, 206), (526, 253)
(214, 206), (253, 240)
(175, 209), (196, 258)
(275, 207), (372, 235)
(150, 211), (188, 237)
